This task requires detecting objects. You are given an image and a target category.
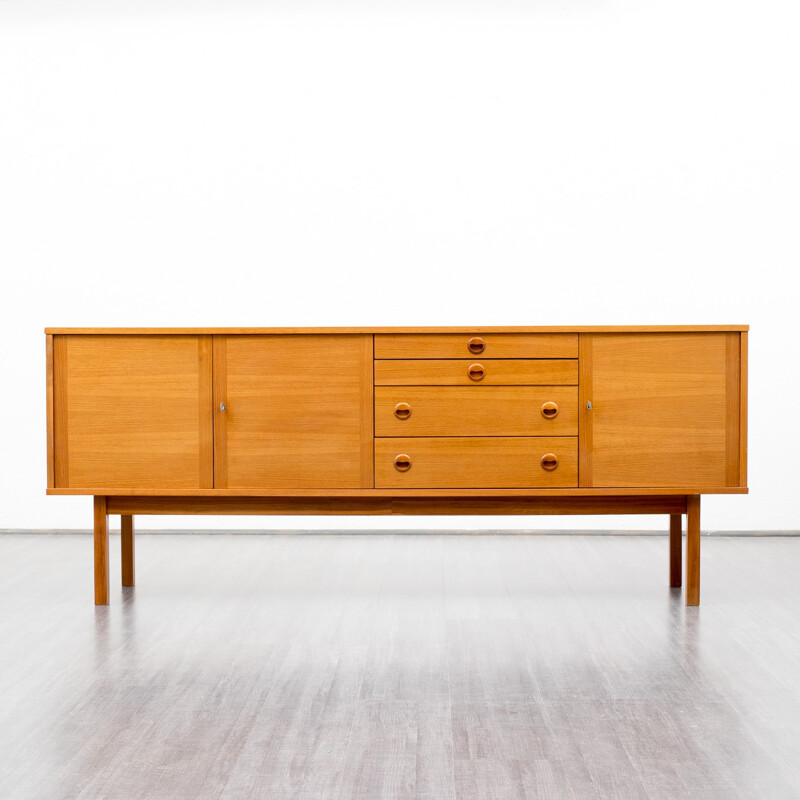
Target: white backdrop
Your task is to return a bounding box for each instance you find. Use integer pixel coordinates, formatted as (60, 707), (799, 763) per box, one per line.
(1, 0), (797, 531)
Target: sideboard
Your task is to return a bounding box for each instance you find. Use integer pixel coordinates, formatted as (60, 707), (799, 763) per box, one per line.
(45, 326), (748, 606)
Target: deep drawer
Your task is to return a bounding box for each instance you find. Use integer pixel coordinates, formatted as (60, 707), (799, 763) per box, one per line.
(375, 437), (578, 488)
(374, 333), (578, 359)
(375, 386), (578, 437)
(374, 359), (579, 386)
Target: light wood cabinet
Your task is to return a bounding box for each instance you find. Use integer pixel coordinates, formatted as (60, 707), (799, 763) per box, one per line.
(46, 326), (748, 606)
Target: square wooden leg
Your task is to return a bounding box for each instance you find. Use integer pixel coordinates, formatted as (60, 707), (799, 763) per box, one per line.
(93, 496), (109, 605)
(121, 515), (135, 587)
(686, 495), (701, 606)
(669, 513), (682, 588)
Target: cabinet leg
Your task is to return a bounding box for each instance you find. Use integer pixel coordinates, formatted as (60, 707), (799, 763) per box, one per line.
(686, 496), (701, 606)
(669, 514), (682, 588)
(121, 515), (135, 587)
(94, 496), (110, 605)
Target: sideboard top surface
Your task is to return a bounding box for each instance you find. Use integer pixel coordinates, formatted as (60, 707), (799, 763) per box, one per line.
(44, 325), (749, 335)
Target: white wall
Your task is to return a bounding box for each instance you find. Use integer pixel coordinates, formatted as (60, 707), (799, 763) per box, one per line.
(1, 0), (797, 531)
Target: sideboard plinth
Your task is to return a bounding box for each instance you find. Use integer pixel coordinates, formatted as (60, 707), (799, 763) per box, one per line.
(92, 493), (703, 606)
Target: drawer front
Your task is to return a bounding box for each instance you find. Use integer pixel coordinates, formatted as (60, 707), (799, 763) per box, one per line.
(375, 386), (578, 437)
(375, 437), (578, 488)
(374, 359), (578, 386)
(374, 333), (578, 359)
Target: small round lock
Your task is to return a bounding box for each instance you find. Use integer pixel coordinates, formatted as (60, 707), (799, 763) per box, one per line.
(467, 337), (485, 354)
(540, 453), (559, 471)
(541, 401), (559, 419)
(467, 363), (485, 381)
(394, 454), (412, 472)
(394, 402), (411, 420)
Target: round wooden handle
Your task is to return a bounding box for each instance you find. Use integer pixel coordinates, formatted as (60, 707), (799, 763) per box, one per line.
(394, 402), (411, 420)
(467, 337), (485, 354)
(540, 453), (558, 471)
(394, 454), (412, 472)
(541, 401), (559, 419)
(467, 363), (485, 381)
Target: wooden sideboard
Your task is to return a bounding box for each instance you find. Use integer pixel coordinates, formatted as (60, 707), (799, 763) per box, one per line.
(45, 326), (748, 606)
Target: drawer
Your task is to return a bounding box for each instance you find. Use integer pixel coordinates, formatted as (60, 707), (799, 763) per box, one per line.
(374, 333), (578, 359)
(375, 437), (578, 488)
(375, 386), (578, 437)
(374, 359), (578, 386)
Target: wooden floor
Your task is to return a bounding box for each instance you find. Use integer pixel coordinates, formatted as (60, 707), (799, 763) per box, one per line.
(1, 532), (799, 800)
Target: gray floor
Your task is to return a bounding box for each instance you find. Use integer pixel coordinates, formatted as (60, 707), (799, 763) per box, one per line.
(1, 532), (799, 800)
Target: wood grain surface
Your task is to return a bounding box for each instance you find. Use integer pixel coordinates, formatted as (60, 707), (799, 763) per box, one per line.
(106, 494), (687, 515)
(374, 332), (578, 359)
(48, 486), (746, 497)
(374, 359), (578, 386)
(375, 386), (578, 437)
(45, 324), (750, 334)
(53, 335), (69, 488)
(375, 437), (578, 489)
(686, 494), (701, 605)
(53, 335), (213, 489)
(45, 334), (54, 489)
(580, 333), (740, 488)
(740, 331), (748, 487)
(93, 495), (109, 605)
(121, 514), (134, 587)
(214, 335), (373, 489)
(669, 513), (682, 588)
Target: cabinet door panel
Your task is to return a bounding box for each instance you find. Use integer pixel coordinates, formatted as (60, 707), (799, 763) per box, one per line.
(214, 335), (373, 488)
(581, 333), (741, 487)
(53, 335), (213, 489)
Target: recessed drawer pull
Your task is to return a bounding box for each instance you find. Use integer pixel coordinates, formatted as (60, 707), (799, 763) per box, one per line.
(540, 453), (559, 471)
(394, 402), (411, 420)
(394, 454), (412, 471)
(541, 401), (559, 419)
(467, 363), (485, 381)
(467, 337), (485, 354)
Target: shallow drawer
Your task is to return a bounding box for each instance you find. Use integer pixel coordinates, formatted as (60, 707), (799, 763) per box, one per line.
(375, 437), (578, 488)
(375, 386), (578, 437)
(374, 359), (578, 386)
(374, 333), (578, 359)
